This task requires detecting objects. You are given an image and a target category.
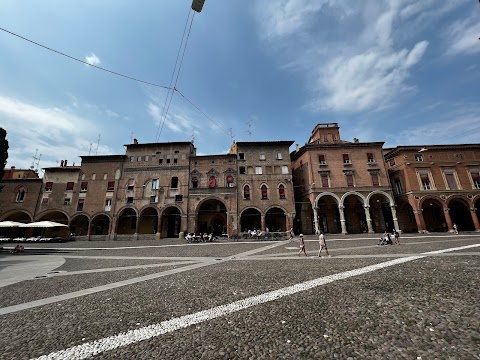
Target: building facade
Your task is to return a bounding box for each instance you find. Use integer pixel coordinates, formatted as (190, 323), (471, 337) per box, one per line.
(385, 145), (480, 233)
(291, 124), (397, 235)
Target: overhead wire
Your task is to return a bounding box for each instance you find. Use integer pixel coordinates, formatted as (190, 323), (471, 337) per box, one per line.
(154, 7), (193, 142)
(0, 27), (174, 91)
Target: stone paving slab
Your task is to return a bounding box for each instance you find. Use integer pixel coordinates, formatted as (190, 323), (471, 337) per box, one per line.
(55, 258), (180, 272)
(0, 258), (383, 360)
(0, 265), (182, 308)
(96, 256), (480, 360)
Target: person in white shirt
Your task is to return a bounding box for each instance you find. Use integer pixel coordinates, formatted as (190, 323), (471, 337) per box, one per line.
(318, 231), (330, 257)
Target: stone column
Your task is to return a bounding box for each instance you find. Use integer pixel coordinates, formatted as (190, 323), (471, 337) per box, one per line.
(313, 207), (320, 234)
(470, 208), (480, 231)
(390, 205), (400, 232)
(415, 209), (426, 233)
(443, 208), (454, 232)
(261, 214), (266, 232)
(108, 216), (116, 241)
(339, 205), (347, 234)
(134, 216), (139, 240)
(87, 220), (92, 241)
(364, 205), (374, 233)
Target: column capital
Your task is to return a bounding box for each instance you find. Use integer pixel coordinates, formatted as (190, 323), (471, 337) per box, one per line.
(363, 205), (370, 209)
(471, 208), (477, 212)
(416, 209), (423, 215)
(443, 208), (450, 213)
(338, 205), (345, 210)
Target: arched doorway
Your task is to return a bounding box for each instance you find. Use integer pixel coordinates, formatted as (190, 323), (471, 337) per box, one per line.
(342, 194), (366, 234)
(422, 199), (447, 232)
(138, 207), (159, 234)
(161, 206), (181, 238)
(91, 214), (111, 235)
(265, 207), (287, 232)
(117, 208), (137, 235)
(396, 201), (418, 233)
(296, 200), (313, 235)
(316, 195), (341, 234)
(369, 193), (394, 233)
(240, 208), (261, 233)
(70, 214), (90, 236)
(449, 198), (474, 231)
(197, 199), (227, 236)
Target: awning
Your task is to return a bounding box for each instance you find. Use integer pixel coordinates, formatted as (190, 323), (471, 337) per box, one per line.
(0, 221), (24, 227)
(19, 221), (68, 228)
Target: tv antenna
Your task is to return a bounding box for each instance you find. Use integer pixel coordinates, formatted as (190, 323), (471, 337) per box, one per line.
(246, 120), (252, 139)
(31, 149), (41, 170)
(191, 129), (195, 144)
(95, 134), (101, 155)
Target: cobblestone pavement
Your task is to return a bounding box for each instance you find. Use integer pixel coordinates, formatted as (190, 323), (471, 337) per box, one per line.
(0, 234), (479, 359)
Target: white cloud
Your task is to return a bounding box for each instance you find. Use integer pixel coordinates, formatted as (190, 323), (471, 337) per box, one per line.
(85, 52), (101, 66)
(445, 14), (480, 56)
(254, 1), (452, 113)
(0, 95), (113, 171)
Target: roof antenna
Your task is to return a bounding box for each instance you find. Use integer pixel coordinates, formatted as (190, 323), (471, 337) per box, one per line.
(191, 129), (195, 144)
(246, 120), (252, 139)
(30, 149), (39, 169)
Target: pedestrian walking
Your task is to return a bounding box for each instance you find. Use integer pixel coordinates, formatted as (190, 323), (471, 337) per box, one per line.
(393, 229), (400, 245)
(297, 234), (307, 256)
(453, 223), (458, 234)
(288, 227), (294, 241)
(318, 231), (330, 257)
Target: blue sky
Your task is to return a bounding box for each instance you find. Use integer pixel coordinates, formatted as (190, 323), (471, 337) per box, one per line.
(0, 0), (479, 173)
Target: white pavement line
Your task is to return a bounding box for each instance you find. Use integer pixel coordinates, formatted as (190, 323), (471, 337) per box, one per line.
(50, 261), (197, 277)
(62, 255), (214, 261)
(0, 261), (212, 316)
(32, 243), (480, 360)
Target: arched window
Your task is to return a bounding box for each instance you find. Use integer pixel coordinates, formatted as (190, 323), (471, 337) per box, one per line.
(279, 184), (285, 199)
(261, 184), (268, 199)
(16, 189), (25, 202)
(243, 185), (250, 200)
(226, 175), (234, 187)
(209, 176), (216, 188)
(191, 176), (198, 188)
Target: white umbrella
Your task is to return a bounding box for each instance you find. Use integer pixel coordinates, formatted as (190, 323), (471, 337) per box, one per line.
(20, 221), (68, 228)
(0, 221), (24, 227)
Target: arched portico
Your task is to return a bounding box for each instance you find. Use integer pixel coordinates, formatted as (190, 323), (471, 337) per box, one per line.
(36, 210), (69, 237)
(341, 193), (367, 234)
(265, 206), (287, 232)
(160, 206), (181, 238)
(315, 194), (341, 234)
(70, 214), (90, 236)
(240, 207), (261, 232)
(0, 210), (33, 223)
(447, 197), (474, 232)
(91, 214), (111, 235)
(116, 208), (138, 235)
(421, 198), (447, 232)
(138, 207), (159, 234)
(296, 199), (313, 235)
(196, 199), (227, 236)
(368, 193), (395, 233)
(395, 200), (418, 233)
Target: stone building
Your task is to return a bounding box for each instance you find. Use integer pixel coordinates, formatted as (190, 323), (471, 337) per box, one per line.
(385, 144), (480, 233)
(230, 141), (295, 233)
(291, 123), (397, 235)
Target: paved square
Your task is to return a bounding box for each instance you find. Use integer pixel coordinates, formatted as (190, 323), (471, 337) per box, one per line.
(1, 234), (479, 359)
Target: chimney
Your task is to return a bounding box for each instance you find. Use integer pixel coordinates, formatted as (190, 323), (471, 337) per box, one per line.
(64, 159), (68, 166)
(133, 138), (139, 145)
(60, 160), (64, 167)
(295, 143), (299, 152)
(353, 138), (359, 143)
(11, 166), (15, 169)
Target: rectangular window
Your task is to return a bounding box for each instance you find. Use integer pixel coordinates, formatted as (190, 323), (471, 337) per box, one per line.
(171, 177), (179, 188)
(394, 179), (403, 194)
(80, 181), (88, 192)
(276, 152), (283, 160)
(130, 156), (134, 162)
(420, 173), (431, 190)
(137, 156), (142, 162)
(42, 197), (49, 204)
(175, 195), (183, 202)
(152, 179), (159, 190)
(107, 181), (115, 191)
(173, 158), (178, 164)
(471, 171), (480, 189)
(238, 153), (245, 160)
(159, 159), (163, 164)
(145, 155), (149, 161)
(346, 174), (354, 187)
(282, 166), (289, 174)
(343, 154), (351, 164)
(321, 174), (329, 188)
(45, 182), (53, 192)
(445, 172), (458, 190)
(415, 154), (424, 162)
(127, 197), (134, 203)
(371, 173), (380, 186)
(259, 154), (266, 161)
(127, 179), (135, 191)
(239, 166), (246, 175)
(318, 154), (326, 165)
(255, 166), (263, 175)
(64, 198), (71, 205)
(76, 199), (84, 211)
(150, 195), (158, 203)
(66, 182), (74, 191)
(367, 153), (375, 163)
(105, 199), (112, 211)
(166, 158), (171, 164)
(323, 134), (328, 142)
(16, 191), (25, 202)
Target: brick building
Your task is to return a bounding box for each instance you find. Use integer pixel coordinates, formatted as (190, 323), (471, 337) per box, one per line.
(2, 166), (39, 180)
(291, 123), (397, 235)
(385, 145), (480, 233)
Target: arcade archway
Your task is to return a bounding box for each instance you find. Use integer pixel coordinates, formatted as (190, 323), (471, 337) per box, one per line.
(422, 199), (447, 232)
(70, 214), (90, 236)
(240, 208), (261, 233)
(37, 211), (69, 237)
(138, 207), (159, 234)
(369, 193), (394, 233)
(117, 208), (137, 235)
(160, 206), (181, 238)
(316, 195), (341, 234)
(448, 198), (474, 231)
(91, 214), (111, 235)
(197, 199), (227, 236)
(265, 207), (287, 232)
(343, 194), (366, 234)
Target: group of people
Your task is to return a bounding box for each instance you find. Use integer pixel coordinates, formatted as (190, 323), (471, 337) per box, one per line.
(289, 228), (330, 257)
(246, 229), (264, 238)
(378, 229), (400, 246)
(185, 233), (216, 243)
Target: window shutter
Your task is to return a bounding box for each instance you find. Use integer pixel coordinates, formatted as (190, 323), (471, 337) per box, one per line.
(346, 174), (354, 187)
(318, 154), (325, 162)
(343, 154), (349, 160)
(128, 179), (135, 187)
(66, 182), (74, 190)
(471, 172), (480, 181)
(45, 182), (53, 191)
(445, 173), (457, 190)
(420, 173), (429, 182)
(81, 181), (88, 190)
(107, 181), (115, 191)
(321, 174), (329, 188)
(371, 173), (379, 186)
(367, 153), (373, 159)
(279, 185), (285, 198)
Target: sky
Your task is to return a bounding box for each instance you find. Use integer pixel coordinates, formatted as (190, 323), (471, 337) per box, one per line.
(0, 0), (479, 174)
